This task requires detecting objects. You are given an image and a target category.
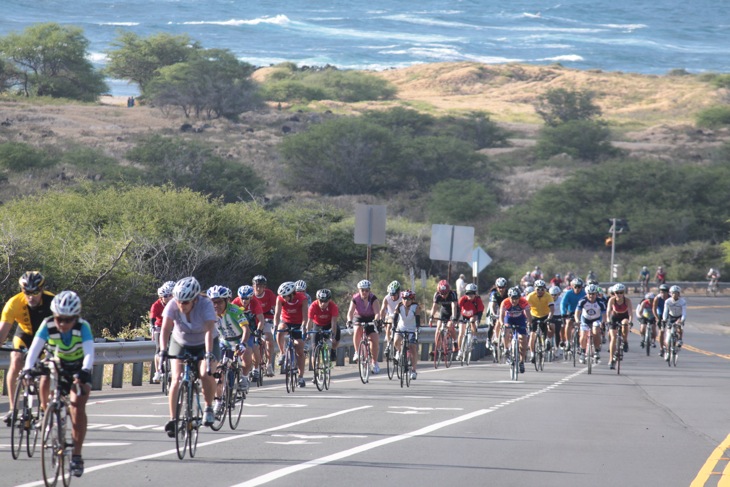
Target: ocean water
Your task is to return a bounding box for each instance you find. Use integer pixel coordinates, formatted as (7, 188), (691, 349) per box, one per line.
(1, 0), (729, 96)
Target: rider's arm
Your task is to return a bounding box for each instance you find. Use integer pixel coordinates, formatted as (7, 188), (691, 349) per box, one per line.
(160, 316), (174, 352)
(274, 299), (283, 328)
(23, 333), (47, 371)
(0, 320), (12, 345)
(680, 301), (687, 323)
(547, 302), (554, 321)
(373, 298), (381, 322)
(204, 319), (216, 355)
(346, 300), (355, 323)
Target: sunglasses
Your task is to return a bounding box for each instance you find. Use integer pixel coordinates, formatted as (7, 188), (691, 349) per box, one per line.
(587, 293), (597, 296)
(318, 298), (330, 303)
(54, 316), (76, 324)
(615, 291), (624, 294)
(24, 291), (41, 296)
(178, 300), (192, 305)
(466, 292), (476, 296)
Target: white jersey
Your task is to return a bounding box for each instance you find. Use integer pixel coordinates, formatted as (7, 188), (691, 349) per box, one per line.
(395, 303), (419, 332)
(382, 295), (403, 320)
(663, 296), (687, 322)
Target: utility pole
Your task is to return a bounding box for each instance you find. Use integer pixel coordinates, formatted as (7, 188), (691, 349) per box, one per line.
(610, 218), (617, 281)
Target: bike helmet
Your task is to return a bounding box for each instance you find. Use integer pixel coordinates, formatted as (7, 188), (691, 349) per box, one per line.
(437, 280), (450, 294)
(587, 279), (599, 286)
(294, 279), (307, 292)
(669, 285), (681, 293)
(465, 283), (478, 294)
(357, 279), (371, 290)
(659, 284), (669, 292)
(157, 280), (175, 298)
(278, 281), (296, 297)
(524, 286), (534, 295)
(51, 290), (81, 316)
(645, 292), (655, 300)
(507, 287), (521, 298)
(207, 285), (232, 300)
(387, 280), (401, 295)
(549, 286), (561, 296)
(19, 271), (45, 293)
(613, 283), (626, 293)
(534, 279), (546, 288)
(316, 289), (332, 301)
(401, 289), (416, 300)
(252, 275), (267, 284)
(173, 276), (201, 301)
(237, 285), (254, 299)
(586, 284), (599, 294)
(495, 277), (508, 288)
(571, 278), (584, 287)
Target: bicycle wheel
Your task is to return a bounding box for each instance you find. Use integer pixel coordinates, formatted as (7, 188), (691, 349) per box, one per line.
(444, 335), (454, 368)
(667, 335), (674, 368)
(210, 367), (228, 432)
(11, 378), (26, 460)
(313, 344), (326, 391)
(386, 341), (396, 380)
(27, 382), (41, 458)
(41, 404), (61, 487)
(465, 333), (473, 366)
(572, 331), (579, 367)
(587, 340), (593, 374)
(323, 348), (331, 390)
(459, 332), (467, 366)
(537, 335), (545, 372)
(616, 335), (622, 375)
(672, 345), (679, 366)
(162, 358), (171, 396)
(174, 381), (189, 460)
(60, 406), (72, 487)
(358, 341), (369, 384)
(510, 338), (519, 380)
(399, 342), (408, 388)
(189, 382), (201, 458)
(229, 369), (244, 430)
(289, 348), (298, 391)
(405, 354), (412, 388)
(495, 341), (503, 364)
(645, 325), (651, 357)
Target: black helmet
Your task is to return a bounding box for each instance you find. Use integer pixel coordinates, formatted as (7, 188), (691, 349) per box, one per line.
(19, 271), (45, 293)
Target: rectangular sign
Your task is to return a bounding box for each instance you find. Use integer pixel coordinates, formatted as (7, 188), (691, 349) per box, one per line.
(354, 204), (386, 245)
(429, 224), (474, 263)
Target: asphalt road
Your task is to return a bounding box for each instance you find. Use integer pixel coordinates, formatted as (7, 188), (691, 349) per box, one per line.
(2, 296), (729, 487)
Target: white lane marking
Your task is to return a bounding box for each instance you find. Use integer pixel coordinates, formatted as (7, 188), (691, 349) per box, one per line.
(230, 369), (586, 487)
(387, 411), (424, 415)
(14, 405), (372, 487)
(271, 434), (367, 439)
(388, 406), (463, 411)
(268, 440), (320, 445)
(83, 442), (132, 447)
(88, 414), (169, 418)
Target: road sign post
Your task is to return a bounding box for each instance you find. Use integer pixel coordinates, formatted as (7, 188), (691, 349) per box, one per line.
(355, 205), (386, 280)
(429, 224), (474, 283)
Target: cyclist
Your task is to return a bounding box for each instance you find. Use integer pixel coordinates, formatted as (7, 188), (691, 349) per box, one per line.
(428, 279), (458, 357)
(274, 281), (309, 387)
(560, 278), (586, 354)
(150, 280), (175, 383)
(0, 271), (54, 426)
(655, 266), (666, 286)
(586, 270), (597, 283)
(488, 278), (509, 349)
(251, 275), (277, 376)
(307, 289), (340, 373)
(638, 266), (651, 294)
(707, 267), (721, 293)
(500, 287), (531, 373)
(520, 271), (534, 289)
(653, 284), (670, 357)
(526, 280), (554, 364)
(380, 280), (403, 357)
(662, 285), (686, 360)
(233, 285), (265, 382)
(456, 283), (484, 360)
(160, 276), (219, 435)
(574, 283), (605, 365)
(607, 282), (633, 360)
(549, 285), (564, 356)
(636, 292), (656, 349)
(22, 291), (93, 478)
(393, 289), (420, 380)
(207, 285), (251, 409)
(346, 279), (382, 374)
(531, 266), (543, 281)
(295, 279), (312, 306)
(549, 273), (563, 288)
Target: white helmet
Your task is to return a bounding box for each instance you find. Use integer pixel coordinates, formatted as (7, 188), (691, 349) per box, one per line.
(534, 279), (546, 288)
(237, 285), (254, 299)
(495, 277), (507, 288)
(173, 276), (201, 301)
(357, 279), (371, 290)
(465, 283), (478, 294)
(51, 290), (82, 316)
(524, 286), (534, 295)
(294, 279), (307, 292)
(549, 286), (561, 296)
(645, 292), (655, 300)
(278, 281), (296, 297)
(586, 284), (599, 294)
(207, 285), (232, 300)
(157, 280), (175, 298)
(613, 283), (626, 293)
(669, 285), (681, 293)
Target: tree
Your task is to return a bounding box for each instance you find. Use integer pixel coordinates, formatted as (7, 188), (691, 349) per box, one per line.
(535, 119), (621, 161)
(145, 49), (261, 119)
(534, 88), (602, 127)
(105, 32), (202, 92)
(0, 23), (107, 100)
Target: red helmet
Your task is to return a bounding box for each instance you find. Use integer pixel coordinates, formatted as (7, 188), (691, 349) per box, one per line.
(437, 280), (450, 294)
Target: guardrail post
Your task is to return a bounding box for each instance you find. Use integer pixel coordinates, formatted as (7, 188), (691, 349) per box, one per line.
(132, 362), (144, 386)
(91, 365), (103, 391)
(111, 363), (124, 388)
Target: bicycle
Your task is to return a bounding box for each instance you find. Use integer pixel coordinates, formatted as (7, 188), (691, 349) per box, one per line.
(493, 324), (505, 364)
(383, 321), (397, 380)
(251, 330), (265, 387)
(161, 354), (171, 396)
(706, 279), (719, 297)
(457, 319), (476, 366)
(506, 325), (521, 381)
(353, 321), (378, 384)
(583, 322), (598, 375)
(276, 328), (300, 392)
(666, 321), (682, 367)
(9, 349), (42, 460)
(210, 346), (245, 431)
(641, 317), (655, 357)
(533, 322), (546, 372)
(613, 326), (624, 374)
(40, 356), (80, 487)
(432, 317), (454, 369)
(564, 320), (581, 367)
(395, 329), (418, 388)
(311, 329), (333, 391)
(168, 352), (209, 460)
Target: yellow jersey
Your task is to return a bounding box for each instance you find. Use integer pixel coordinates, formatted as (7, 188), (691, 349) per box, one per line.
(526, 291), (554, 318)
(2, 290), (54, 347)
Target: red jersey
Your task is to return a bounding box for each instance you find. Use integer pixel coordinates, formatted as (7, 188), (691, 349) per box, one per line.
(232, 296), (263, 316)
(458, 295), (485, 318)
(308, 300), (339, 327)
(278, 292), (308, 324)
(149, 299), (165, 328)
(254, 288), (277, 318)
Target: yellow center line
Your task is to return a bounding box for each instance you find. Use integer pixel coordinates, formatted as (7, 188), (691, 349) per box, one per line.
(691, 433), (730, 486)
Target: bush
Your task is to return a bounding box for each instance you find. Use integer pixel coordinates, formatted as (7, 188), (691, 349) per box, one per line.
(0, 142), (52, 171)
(535, 119), (621, 161)
(696, 106), (730, 128)
(426, 179), (498, 224)
(534, 88), (601, 127)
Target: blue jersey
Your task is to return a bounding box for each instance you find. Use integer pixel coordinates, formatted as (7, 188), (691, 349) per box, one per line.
(560, 288), (586, 315)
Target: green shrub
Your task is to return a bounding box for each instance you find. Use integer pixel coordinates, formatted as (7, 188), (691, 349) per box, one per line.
(535, 119), (621, 161)
(259, 80), (327, 102)
(0, 142), (52, 171)
(533, 88), (601, 127)
(696, 106), (730, 128)
(426, 179), (498, 224)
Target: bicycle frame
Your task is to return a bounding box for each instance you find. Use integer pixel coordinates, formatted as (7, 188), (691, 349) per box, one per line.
(169, 353), (205, 460)
(395, 329), (417, 388)
(41, 357), (76, 487)
(356, 321), (377, 383)
(311, 329), (333, 391)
